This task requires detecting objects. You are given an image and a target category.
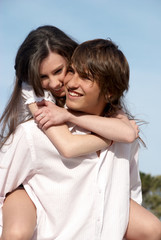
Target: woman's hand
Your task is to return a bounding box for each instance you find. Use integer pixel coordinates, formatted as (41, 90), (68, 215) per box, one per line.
(129, 120), (140, 139)
(34, 100), (70, 130)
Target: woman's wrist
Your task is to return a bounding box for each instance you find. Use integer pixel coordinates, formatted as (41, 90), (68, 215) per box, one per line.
(66, 109), (77, 123)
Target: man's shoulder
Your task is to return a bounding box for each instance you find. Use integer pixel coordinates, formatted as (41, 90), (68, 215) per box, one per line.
(19, 119), (51, 146)
(112, 139), (139, 149)
(19, 119), (38, 132)
(17, 119), (40, 139)
(110, 140), (140, 158)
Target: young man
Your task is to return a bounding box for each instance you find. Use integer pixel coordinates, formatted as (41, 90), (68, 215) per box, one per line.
(34, 38), (161, 240)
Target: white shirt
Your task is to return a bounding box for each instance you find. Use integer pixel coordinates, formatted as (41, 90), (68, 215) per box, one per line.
(0, 120), (142, 240)
(20, 82), (56, 120)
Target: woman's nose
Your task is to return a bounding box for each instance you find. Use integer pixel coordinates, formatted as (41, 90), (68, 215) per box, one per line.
(59, 71), (66, 82)
(49, 77), (62, 90)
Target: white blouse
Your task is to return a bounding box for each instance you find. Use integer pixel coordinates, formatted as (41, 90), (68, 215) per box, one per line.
(21, 82), (56, 105)
(0, 120), (142, 240)
(20, 82), (56, 120)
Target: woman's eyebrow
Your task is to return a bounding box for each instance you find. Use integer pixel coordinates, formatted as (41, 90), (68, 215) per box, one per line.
(40, 64), (64, 76)
(53, 64), (64, 72)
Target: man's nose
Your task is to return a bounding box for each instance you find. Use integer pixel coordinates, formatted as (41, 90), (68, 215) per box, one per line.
(67, 74), (80, 88)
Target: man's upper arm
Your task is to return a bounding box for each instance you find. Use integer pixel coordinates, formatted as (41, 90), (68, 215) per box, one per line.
(129, 141), (142, 204)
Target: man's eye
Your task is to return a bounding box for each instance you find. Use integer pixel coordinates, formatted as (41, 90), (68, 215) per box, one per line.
(67, 66), (74, 73)
(85, 76), (91, 81)
(81, 75), (92, 81)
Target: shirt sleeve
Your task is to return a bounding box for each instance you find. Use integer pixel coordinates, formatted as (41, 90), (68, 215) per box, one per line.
(129, 141), (142, 205)
(21, 82), (56, 105)
(0, 125), (34, 208)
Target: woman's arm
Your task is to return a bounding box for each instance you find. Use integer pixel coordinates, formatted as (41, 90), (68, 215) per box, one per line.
(66, 110), (138, 143)
(29, 102), (111, 158)
(35, 101), (139, 143)
(44, 124), (111, 158)
(22, 83), (110, 158)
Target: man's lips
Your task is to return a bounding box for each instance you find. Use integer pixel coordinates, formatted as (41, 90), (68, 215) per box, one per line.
(68, 89), (83, 97)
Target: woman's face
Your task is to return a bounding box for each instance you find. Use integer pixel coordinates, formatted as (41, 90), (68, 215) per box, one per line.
(39, 52), (67, 98)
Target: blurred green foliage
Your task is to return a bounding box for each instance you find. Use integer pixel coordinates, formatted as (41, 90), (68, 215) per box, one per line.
(140, 172), (161, 220)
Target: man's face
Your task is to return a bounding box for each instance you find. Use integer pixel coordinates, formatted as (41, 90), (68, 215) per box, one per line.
(64, 65), (107, 115)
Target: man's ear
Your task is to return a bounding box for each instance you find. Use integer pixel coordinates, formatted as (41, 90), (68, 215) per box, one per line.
(105, 93), (112, 103)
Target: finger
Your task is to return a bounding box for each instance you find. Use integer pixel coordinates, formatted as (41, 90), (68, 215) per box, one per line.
(37, 120), (44, 129)
(34, 110), (43, 118)
(37, 117), (50, 129)
(41, 122), (51, 131)
(34, 107), (48, 118)
(40, 114), (45, 118)
(35, 113), (45, 123)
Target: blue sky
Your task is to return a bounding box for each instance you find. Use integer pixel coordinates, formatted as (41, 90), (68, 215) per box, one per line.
(0, 0), (161, 175)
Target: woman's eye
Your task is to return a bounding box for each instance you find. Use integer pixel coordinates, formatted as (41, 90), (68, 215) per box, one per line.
(40, 75), (47, 80)
(54, 68), (62, 74)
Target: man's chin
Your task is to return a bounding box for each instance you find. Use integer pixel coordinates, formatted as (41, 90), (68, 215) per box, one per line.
(66, 104), (81, 112)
